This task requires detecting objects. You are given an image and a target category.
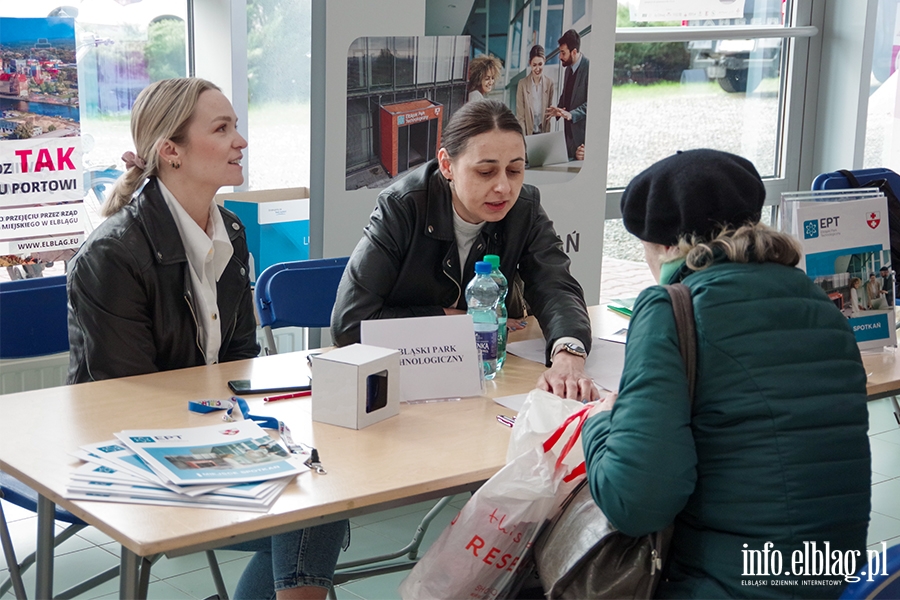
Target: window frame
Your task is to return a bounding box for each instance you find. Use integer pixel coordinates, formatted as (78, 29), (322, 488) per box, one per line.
(603, 0), (819, 218)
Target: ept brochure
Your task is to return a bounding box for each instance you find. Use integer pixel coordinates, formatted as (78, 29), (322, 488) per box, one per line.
(116, 421), (306, 485)
(784, 192), (897, 350)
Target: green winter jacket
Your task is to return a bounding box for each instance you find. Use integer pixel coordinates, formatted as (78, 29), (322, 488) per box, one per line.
(582, 259), (871, 599)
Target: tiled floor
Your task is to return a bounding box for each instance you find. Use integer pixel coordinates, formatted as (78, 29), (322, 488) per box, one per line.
(3, 258), (899, 599)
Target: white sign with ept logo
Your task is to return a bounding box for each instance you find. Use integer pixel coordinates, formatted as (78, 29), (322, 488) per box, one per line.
(361, 314), (484, 402)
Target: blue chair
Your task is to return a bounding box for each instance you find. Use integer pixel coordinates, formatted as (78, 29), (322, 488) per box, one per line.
(812, 168), (900, 196)
(255, 257), (350, 353)
(0, 276), (69, 359)
(839, 543), (900, 599)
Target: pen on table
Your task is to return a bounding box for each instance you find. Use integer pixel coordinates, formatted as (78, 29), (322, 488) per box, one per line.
(496, 414), (516, 428)
(263, 390), (312, 403)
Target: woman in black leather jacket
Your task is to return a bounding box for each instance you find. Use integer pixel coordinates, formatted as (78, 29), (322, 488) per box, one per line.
(66, 78), (347, 600)
(332, 100), (598, 401)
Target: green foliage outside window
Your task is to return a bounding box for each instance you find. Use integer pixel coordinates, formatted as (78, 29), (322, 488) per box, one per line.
(613, 5), (690, 85)
(246, 0), (311, 103)
(146, 18), (187, 83)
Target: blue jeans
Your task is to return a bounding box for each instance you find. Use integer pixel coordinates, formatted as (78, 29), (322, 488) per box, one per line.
(221, 519), (350, 599)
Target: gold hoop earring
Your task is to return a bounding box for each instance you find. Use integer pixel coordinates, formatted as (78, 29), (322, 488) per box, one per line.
(169, 160), (181, 170)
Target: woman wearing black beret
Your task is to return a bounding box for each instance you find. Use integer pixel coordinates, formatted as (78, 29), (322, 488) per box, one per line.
(581, 149), (871, 598)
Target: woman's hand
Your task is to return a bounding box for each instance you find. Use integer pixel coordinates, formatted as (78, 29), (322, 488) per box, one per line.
(536, 352), (601, 401)
(443, 308), (465, 315)
(507, 319), (528, 332)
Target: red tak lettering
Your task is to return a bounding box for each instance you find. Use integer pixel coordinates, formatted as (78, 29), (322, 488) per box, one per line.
(14, 147), (77, 173)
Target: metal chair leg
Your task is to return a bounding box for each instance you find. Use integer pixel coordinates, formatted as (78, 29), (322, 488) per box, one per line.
(0, 497), (28, 599)
(332, 495), (456, 589)
(206, 550), (229, 599)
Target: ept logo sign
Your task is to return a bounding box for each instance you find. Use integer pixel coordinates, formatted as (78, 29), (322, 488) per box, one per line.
(804, 219), (819, 239)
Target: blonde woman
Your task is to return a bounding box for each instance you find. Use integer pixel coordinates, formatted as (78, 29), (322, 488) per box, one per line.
(66, 78), (347, 600)
(467, 54), (501, 102)
(515, 45), (554, 135)
(582, 150), (870, 598)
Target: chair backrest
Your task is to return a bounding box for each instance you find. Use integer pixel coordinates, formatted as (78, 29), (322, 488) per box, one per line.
(0, 275), (69, 359)
(839, 542), (900, 599)
(255, 257), (349, 331)
(812, 168), (900, 196)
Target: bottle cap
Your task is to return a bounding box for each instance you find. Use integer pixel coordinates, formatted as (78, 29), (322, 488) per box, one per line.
(474, 261), (492, 275)
(483, 254), (500, 269)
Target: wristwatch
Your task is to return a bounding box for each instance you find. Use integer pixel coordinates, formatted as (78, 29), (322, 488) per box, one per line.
(555, 342), (587, 359)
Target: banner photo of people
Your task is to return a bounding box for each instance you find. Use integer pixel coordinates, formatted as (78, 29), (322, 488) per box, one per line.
(0, 17), (83, 275)
(345, 0), (592, 191)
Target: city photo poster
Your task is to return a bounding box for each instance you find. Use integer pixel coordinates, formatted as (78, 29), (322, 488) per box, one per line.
(0, 17), (84, 266)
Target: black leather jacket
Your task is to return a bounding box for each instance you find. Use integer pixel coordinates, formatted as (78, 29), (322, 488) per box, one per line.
(331, 160), (591, 364)
(67, 178), (260, 383)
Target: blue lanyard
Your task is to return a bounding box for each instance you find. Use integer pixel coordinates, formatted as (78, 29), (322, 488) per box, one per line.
(188, 396), (309, 455)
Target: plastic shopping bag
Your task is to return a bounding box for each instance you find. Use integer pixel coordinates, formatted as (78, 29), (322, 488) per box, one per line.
(398, 407), (591, 600)
(506, 389), (585, 468)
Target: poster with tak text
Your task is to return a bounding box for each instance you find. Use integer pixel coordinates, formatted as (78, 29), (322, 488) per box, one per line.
(0, 17), (84, 265)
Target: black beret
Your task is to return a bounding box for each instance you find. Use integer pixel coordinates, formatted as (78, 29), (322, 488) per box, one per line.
(620, 149), (766, 246)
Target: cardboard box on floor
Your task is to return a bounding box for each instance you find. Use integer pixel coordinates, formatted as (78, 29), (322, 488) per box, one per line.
(216, 188), (309, 280)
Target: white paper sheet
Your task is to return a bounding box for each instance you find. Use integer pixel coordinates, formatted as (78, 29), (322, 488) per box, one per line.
(506, 338), (626, 392)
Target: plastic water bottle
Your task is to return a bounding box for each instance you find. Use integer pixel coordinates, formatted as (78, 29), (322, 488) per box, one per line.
(483, 254), (508, 370)
(466, 261), (500, 380)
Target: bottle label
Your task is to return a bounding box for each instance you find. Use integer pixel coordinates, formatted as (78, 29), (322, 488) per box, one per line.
(475, 329), (498, 361)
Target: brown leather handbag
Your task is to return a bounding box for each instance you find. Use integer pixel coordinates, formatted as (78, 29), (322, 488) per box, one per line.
(532, 283), (695, 599)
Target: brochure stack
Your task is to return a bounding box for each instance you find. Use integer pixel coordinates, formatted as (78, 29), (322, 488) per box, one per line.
(781, 188), (898, 351)
(65, 421), (306, 510)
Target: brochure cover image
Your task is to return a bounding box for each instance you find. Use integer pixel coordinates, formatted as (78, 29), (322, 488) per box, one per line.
(116, 421), (306, 485)
(790, 194), (897, 350)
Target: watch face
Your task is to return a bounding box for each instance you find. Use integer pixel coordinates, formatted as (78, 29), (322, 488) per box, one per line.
(565, 343), (586, 357)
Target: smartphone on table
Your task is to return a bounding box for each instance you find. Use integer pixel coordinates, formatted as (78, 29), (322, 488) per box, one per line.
(227, 377), (311, 395)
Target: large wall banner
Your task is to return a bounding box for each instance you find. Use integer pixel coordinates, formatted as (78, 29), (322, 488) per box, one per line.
(0, 17), (84, 263)
(316, 0), (617, 305)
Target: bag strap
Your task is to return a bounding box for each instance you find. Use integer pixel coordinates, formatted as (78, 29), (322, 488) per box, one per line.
(663, 283), (697, 405)
(838, 169), (861, 188)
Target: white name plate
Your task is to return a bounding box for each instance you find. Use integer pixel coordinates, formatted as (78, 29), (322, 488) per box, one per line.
(361, 314), (484, 402)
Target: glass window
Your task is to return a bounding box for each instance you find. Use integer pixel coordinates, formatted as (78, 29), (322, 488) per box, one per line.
(394, 37), (415, 88)
(543, 0), (563, 65)
(469, 1), (488, 55)
(863, 0), (899, 169)
(369, 37), (393, 90)
(510, 15), (523, 71)
(345, 97), (371, 171)
(452, 36), (469, 80)
(417, 37), (437, 85)
(436, 36), (454, 82)
(245, 0), (311, 190)
(608, 0), (789, 188)
(572, 0), (586, 24)
(347, 37), (367, 92)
